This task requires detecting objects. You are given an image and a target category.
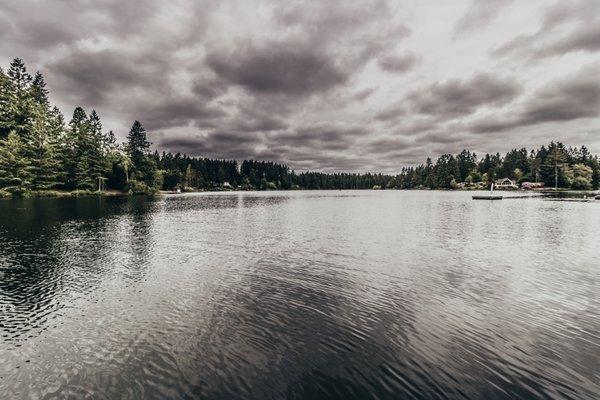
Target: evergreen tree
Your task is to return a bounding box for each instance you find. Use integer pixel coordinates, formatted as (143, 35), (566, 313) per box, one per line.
(25, 103), (61, 190)
(126, 120), (155, 186)
(544, 142), (568, 189)
(0, 132), (33, 194)
(0, 68), (12, 138)
(31, 71), (49, 106)
(104, 129), (117, 152)
(47, 106), (67, 186)
(6, 58), (34, 139)
(87, 110), (108, 188)
(66, 107), (90, 189)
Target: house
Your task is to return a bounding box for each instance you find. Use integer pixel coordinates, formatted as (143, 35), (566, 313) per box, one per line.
(521, 182), (544, 190)
(494, 178), (518, 189)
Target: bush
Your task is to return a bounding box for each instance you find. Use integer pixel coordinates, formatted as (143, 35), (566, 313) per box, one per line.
(124, 180), (156, 195)
(0, 189), (11, 198)
(571, 176), (592, 190)
(372, 185), (381, 190)
(266, 181), (278, 190)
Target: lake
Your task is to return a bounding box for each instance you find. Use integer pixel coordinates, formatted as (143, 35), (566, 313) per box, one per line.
(0, 191), (599, 399)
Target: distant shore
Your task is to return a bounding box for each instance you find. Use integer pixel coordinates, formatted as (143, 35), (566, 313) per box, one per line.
(2, 187), (599, 200)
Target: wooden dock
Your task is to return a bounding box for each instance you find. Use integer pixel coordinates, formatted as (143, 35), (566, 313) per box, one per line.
(472, 195), (503, 200)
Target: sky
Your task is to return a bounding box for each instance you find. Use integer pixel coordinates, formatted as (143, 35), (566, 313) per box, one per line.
(1, 0), (599, 173)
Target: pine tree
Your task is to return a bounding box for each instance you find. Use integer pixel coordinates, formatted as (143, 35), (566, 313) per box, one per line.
(65, 107), (89, 189)
(127, 120), (150, 162)
(87, 110), (107, 188)
(0, 68), (12, 138)
(126, 120), (155, 186)
(6, 58), (34, 139)
(75, 157), (93, 190)
(24, 103), (61, 190)
(104, 129), (117, 152)
(546, 142), (568, 189)
(31, 71), (49, 106)
(47, 106), (67, 186)
(0, 132), (33, 194)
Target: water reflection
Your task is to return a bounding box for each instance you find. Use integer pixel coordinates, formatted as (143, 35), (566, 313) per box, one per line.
(0, 197), (157, 344)
(0, 191), (599, 399)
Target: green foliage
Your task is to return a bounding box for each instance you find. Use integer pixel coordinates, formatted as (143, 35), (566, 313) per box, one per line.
(124, 180), (155, 195)
(266, 181), (278, 190)
(0, 132), (34, 195)
(127, 121), (156, 187)
(395, 143), (600, 190)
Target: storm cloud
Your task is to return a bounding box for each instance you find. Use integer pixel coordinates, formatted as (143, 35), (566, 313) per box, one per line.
(406, 73), (522, 117)
(1, 0), (599, 172)
(471, 63), (600, 133)
(206, 44), (349, 96)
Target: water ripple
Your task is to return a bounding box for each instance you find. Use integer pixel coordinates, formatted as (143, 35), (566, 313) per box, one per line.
(0, 191), (599, 399)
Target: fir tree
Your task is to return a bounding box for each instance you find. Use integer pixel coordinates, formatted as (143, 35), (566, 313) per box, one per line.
(0, 68), (12, 138)
(25, 103), (61, 190)
(104, 129), (117, 152)
(0, 132), (33, 194)
(87, 110), (108, 188)
(66, 106), (89, 189)
(31, 71), (49, 106)
(47, 106), (67, 186)
(6, 58), (34, 139)
(126, 120), (155, 186)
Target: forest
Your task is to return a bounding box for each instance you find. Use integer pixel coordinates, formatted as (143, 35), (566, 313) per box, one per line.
(1, 58), (599, 197)
(394, 144), (600, 190)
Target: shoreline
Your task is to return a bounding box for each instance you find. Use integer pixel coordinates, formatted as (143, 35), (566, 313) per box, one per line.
(2, 187), (598, 200)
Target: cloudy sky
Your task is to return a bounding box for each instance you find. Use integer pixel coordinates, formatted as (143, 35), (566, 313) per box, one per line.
(1, 0), (599, 172)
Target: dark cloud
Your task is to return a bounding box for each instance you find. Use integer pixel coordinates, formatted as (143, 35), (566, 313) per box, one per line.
(227, 109), (289, 132)
(46, 49), (144, 106)
(377, 52), (420, 73)
(133, 97), (228, 131)
(272, 123), (368, 151)
(407, 73), (522, 117)
(374, 104), (406, 122)
(157, 131), (260, 159)
(471, 64), (600, 133)
(364, 136), (413, 154)
(206, 43), (349, 96)
(415, 131), (467, 145)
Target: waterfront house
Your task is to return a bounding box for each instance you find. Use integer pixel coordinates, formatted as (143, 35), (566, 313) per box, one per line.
(495, 178), (518, 189)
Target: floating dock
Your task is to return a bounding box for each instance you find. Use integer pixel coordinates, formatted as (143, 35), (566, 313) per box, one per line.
(473, 183), (502, 200)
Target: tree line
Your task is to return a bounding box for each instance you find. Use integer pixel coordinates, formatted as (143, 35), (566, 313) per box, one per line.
(394, 144), (600, 190)
(1, 58), (598, 197)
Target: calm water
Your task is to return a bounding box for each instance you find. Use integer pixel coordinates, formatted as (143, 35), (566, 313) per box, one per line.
(0, 191), (599, 399)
